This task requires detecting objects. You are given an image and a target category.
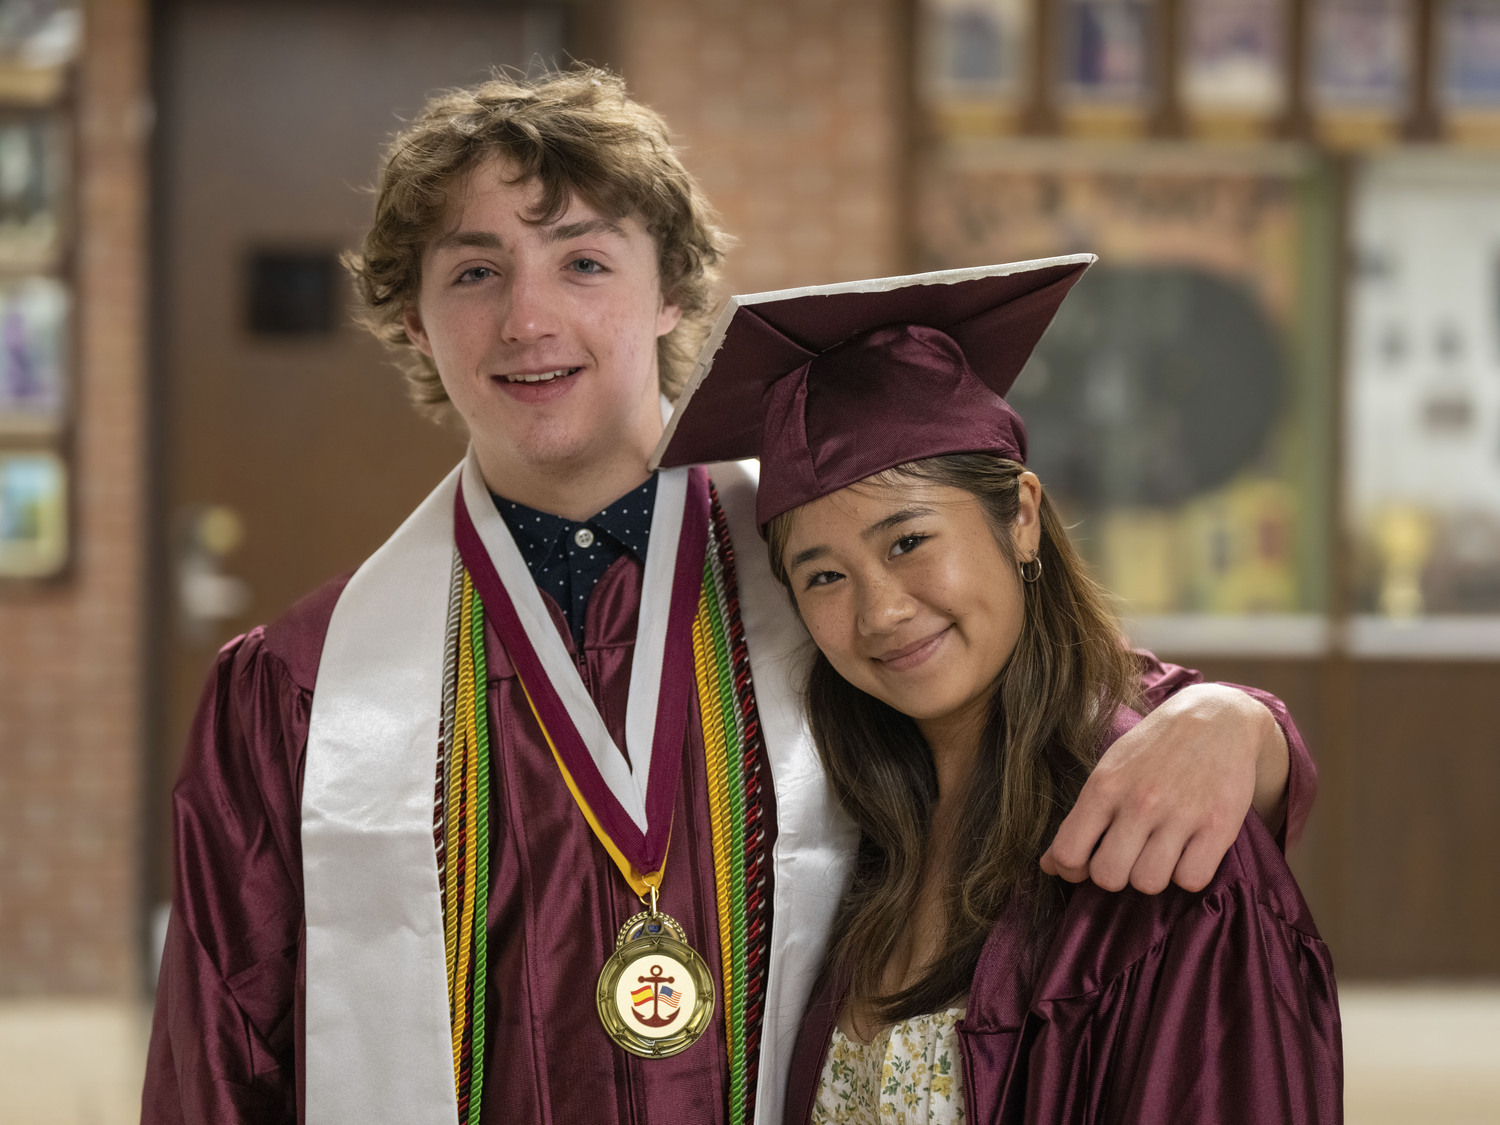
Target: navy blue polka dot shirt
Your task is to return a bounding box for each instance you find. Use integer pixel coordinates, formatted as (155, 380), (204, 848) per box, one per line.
(493, 475), (659, 648)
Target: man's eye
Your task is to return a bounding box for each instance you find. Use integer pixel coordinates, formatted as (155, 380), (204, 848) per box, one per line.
(457, 265), (494, 284)
(570, 257), (605, 274)
(891, 534), (927, 557)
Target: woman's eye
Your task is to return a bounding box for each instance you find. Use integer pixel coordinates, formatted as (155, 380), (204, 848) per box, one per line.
(891, 534), (927, 557)
(803, 570), (842, 590)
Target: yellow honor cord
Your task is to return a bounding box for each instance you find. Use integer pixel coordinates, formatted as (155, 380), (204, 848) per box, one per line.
(693, 587), (738, 1068)
(447, 576), (478, 1079)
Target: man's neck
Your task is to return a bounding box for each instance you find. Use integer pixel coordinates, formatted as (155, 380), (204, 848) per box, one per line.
(474, 450), (656, 521)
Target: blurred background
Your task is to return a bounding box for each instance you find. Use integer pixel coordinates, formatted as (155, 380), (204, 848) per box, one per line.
(0, 0), (1498, 1121)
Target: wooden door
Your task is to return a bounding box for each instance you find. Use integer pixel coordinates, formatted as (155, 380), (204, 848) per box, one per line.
(151, 0), (565, 899)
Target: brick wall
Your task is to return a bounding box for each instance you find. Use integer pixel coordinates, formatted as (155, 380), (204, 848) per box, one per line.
(617, 0), (909, 295)
(0, 0), (149, 995)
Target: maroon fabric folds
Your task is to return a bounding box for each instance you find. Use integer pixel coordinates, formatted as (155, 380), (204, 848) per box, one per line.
(783, 662), (1338, 1125)
(142, 509), (781, 1124)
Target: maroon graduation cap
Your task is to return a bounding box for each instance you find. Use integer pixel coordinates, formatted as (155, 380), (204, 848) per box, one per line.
(651, 255), (1096, 530)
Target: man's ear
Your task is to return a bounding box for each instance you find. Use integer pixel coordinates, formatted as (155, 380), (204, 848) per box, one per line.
(403, 303), (434, 358)
(656, 298), (683, 339)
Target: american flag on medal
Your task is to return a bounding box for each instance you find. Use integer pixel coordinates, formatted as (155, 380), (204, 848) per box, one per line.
(630, 984), (654, 1006)
(658, 984), (682, 1010)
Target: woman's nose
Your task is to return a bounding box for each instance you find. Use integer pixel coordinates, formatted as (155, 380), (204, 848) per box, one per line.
(855, 574), (913, 635)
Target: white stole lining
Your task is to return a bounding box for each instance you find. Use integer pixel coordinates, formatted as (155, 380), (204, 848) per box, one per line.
(458, 455), (690, 832)
(708, 462), (859, 1125)
(302, 462), (462, 1125)
(301, 455), (855, 1125)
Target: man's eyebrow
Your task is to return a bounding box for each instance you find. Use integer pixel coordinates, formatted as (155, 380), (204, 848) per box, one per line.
(543, 217), (627, 243)
(863, 506), (936, 539)
(430, 230), (504, 253)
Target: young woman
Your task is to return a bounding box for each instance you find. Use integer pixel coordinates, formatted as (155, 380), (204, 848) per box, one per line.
(655, 257), (1341, 1124)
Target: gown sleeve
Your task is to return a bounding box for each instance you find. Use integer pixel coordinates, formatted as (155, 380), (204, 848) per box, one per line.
(141, 627), (312, 1125)
(1132, 648), (1317, 848)
(1018, 816), (1342, 1125)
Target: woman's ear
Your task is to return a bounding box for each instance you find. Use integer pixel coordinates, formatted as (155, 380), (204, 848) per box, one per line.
(1014, 471), (1043, 558)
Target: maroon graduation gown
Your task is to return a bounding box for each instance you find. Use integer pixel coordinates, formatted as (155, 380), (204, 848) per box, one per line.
(783, 703), (1338, 1125)
(142, 548), (773, 1124)
(142, 551), (1316, 1124)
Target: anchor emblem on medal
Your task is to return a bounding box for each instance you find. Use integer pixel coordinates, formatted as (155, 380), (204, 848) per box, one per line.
(596, 887), (715, 1058)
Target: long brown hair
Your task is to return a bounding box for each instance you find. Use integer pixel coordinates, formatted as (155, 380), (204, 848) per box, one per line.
(767, 454), (1140, 1021)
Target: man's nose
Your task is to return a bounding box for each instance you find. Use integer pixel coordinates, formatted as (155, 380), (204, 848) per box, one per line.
(499, 269), (556, 344)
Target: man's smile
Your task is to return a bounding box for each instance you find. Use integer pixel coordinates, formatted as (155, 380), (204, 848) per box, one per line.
(499, 366), (583, 384)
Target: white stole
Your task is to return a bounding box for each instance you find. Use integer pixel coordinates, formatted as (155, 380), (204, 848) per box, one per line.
(301, 454), (856, 1124)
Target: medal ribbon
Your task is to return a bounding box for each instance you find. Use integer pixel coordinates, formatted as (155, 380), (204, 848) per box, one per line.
(452, 466), (709, 890)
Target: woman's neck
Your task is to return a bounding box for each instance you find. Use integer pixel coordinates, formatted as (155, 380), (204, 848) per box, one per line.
(917, 703), (988, 805)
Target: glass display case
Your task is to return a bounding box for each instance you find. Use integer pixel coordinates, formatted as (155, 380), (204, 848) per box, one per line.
(918, 141), (1337, 653)
(1346, 150), (1500, 653)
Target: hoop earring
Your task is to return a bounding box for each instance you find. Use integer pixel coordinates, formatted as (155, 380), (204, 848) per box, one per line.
(1020, 551), (1042, 584)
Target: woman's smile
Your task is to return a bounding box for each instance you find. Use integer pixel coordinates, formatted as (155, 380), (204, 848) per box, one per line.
(871, 625), (952, 672)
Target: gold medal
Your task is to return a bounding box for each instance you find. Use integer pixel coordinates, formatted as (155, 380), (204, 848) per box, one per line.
(597, 896), (714, 1059)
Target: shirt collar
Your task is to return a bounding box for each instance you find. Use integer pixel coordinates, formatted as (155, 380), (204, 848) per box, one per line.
(590, 474), (657, 559)
(493, 474), (659, 565)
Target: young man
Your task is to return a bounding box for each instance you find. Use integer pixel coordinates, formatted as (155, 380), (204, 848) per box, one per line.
(143, 69), (1313, 1125)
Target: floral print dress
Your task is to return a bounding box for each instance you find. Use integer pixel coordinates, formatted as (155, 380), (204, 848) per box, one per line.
(810, 1007), (966, 1125)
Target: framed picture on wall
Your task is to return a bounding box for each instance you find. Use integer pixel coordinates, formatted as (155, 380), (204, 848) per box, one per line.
(1180, 0), (1288, 127)
(0, 275), (68, 433)
(0, 0), (81, 104)
(923, 0), (1031, 106)
(1309, 0), (1412, 143)
(0, 112), (65, 268)
(1439, 0), (1500, 141)
(1057, 0), (1157, 126)
(0, 447), (67, 578)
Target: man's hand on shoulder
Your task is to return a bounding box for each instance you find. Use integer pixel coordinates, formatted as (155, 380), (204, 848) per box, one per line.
(1039, 683), (1290, 894)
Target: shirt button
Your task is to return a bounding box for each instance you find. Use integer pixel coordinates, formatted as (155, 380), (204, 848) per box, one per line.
(573, 527), (596, 549)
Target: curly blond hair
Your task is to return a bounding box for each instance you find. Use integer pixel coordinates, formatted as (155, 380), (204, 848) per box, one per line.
(345, 66), (728, 416)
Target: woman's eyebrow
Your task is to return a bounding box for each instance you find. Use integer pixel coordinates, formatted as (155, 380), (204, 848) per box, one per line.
(788, 544), (828, 571)
(862, 506), (935, 540)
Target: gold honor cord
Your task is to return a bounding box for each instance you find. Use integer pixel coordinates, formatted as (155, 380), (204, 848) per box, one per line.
(442, 572), (492, 1123)
(444, 577), (476, 1072)
(694, 596), (738, 1075)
